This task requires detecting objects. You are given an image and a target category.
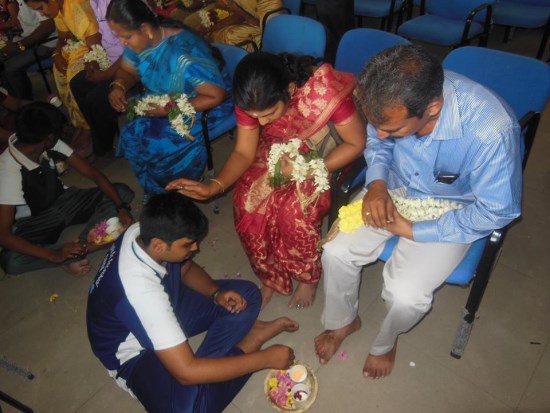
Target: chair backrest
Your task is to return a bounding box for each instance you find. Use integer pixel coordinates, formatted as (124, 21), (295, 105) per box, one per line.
(335, 28), (411, 76)
(282, 0), (301, 14)
(428, 0), (494, 22)
(442, 46), (550, 119)
(212, 43), (248, 81)
(261, 14), (326, 58)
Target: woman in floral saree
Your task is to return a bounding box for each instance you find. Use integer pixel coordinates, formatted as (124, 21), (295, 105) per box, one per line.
(106, 0), (233, 198)
(169, 52), (365, 309)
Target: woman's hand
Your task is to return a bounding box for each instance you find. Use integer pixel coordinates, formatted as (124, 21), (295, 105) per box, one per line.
(85, 61), (110, 83)
(108, 87), (128, 112)
(280, 153), (294, 179)
(166, 178), (216, 200)
(214, 290), (247, 313)
(144, 103), (168, 118)
(53, 53), (68, 73)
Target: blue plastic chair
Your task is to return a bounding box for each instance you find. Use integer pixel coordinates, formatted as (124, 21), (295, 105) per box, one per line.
(397, 0), (495, 48)
(354, 0), (407, 31)
(260, 14), (326, 58)
(283, 0), (301, 15)
(330, 46), (550, 358)
(493, 0), (550, 59)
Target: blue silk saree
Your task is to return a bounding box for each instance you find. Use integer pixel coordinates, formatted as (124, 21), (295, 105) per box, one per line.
(120, 30), (233, 195)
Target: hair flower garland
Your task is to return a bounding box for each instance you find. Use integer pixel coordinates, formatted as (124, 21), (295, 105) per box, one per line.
(338, 196), (464, 233)
(268, 138), (330, 213)
(127, 94), (196, 141)
(62, 38), (85, 54)
(83, 44), (111, 70)
(199, 8), (231, 29)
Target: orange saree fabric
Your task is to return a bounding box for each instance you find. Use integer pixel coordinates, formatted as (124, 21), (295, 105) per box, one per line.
(233, 64), (356, 295)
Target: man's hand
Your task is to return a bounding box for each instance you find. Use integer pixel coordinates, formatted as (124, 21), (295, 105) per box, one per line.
(385, 211), (414, 239)
(262, 345), (296, 370)
(1, 42), (20, 58)
(50, 241), (88, 263)
(117, 208), (134, 228)
(214, 290), (247, 313)
(362, 180), (396, 229)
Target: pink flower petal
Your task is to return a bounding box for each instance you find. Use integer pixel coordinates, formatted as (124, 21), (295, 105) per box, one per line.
(338, 350), (349, 361)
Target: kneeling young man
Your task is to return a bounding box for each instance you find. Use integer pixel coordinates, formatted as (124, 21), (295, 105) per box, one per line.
(87, 192), (299, 413)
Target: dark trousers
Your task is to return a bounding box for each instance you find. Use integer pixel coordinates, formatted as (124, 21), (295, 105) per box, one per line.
(0, 45), (55, 100)
(0, 183), (134, 274)
(316, 0), (354, 64)
(70, 71), (120, 156)
(119, 279), (261, 413)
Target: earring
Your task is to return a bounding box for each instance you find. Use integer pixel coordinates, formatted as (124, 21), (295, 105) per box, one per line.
(148, 33), (153, 40)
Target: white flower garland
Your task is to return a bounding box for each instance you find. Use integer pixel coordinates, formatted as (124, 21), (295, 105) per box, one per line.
(199, 9), (213, 28)
(0, 35), (8, 49)
(62, 38), (85, 54)
(128, 94), (196, 141)
(83, 44), (111, 70)
(267, 138), (330, 212)
(338, 196), (464, 233)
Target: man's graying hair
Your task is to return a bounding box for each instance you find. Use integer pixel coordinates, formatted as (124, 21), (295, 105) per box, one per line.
(357, 45), (444, 124)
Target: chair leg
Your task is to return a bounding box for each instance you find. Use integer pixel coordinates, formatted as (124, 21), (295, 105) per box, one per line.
(451, 230), (504, 358)
(0, 391), (34, 413)
(537, 17), (550, 60)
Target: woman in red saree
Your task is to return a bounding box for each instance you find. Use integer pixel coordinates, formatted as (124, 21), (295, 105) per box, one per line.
(168, 52), (365, 308)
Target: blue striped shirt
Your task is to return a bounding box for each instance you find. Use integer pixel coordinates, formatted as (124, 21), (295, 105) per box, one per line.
(365, 71), (522, 244)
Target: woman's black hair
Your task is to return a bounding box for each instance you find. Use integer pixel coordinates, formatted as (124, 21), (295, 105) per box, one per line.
(15, 102), (67, 145)
(232, 51), (319, 111)
(106, 0), (185, 30)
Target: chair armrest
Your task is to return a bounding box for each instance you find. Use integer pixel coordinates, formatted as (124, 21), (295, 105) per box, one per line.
(328, 156), (367, 227)
(518, 111), (540, 171)
(461, 3), (493, 46)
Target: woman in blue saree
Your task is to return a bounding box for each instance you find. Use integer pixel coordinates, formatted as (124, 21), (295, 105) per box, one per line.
(106, 0), (232, 197)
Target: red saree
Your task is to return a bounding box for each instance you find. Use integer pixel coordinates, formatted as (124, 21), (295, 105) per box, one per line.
(233, 64), (356, 295)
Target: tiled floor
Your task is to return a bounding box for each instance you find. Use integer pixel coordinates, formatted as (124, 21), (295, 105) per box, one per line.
(1, 22), (549, 413)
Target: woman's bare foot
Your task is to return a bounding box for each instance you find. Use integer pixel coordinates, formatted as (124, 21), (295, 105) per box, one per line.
(288, 282), (317, 309)
(62, 258), (91, 276)
(363, 343), (397, 379)
(260, 285), (274, 309)
(237, 317), (299, 353)
(314, 316), (361, 364)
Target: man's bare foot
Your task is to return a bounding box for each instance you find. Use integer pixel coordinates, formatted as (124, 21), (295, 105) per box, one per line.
(363, 343), (397, 379)
(62, 259), (91, 276)
(288, 282), (317, 309)
(260, 285), (274, 309)
(314, 316), (361, 364)
(237, 317), (299, 353)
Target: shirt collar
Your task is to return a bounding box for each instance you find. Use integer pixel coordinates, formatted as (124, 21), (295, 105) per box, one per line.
(430, 73), (463, 142)
(127, 223), (168, 279)
(8, 135), (42, 171)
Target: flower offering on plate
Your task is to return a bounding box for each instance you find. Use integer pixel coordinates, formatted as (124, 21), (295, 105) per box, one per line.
(264, 363), (317, 412)
(87, 217), (125, 246)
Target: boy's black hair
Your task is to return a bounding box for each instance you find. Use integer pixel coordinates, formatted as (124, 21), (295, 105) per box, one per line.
(140, 192), (208, 246)
(15, 102), (67, 145)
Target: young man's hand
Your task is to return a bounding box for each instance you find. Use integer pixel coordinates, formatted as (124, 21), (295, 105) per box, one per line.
(50, 241), (88, 263)
(263, 344), (296, 370)
(214, 290), (247, 313)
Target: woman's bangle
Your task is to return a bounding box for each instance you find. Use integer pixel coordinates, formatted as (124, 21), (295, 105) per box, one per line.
(210, 288), (224, 302)
(109, 80), (126, 93)
(210, 178), (225, 193)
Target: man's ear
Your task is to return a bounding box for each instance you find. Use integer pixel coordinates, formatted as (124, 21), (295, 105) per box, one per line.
(426, 95), (444, 118)
(150, 237), (168, 254)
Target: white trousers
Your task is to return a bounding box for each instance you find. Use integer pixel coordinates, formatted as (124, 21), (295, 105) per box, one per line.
(320, 193), (469, 355)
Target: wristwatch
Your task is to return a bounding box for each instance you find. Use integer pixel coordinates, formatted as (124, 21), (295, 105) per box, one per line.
(16, 41), (26, 52)
(116, 202), (132, 213)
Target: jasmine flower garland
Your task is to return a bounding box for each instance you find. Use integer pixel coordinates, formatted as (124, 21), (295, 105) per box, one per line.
(199, 8), (231, 29)
(62, 38), (85, 54)
(267, 138), (330, 213)
(83, 44), (111, 70)
(338, 196), (464, 233)
(127, 94), (196, 141)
